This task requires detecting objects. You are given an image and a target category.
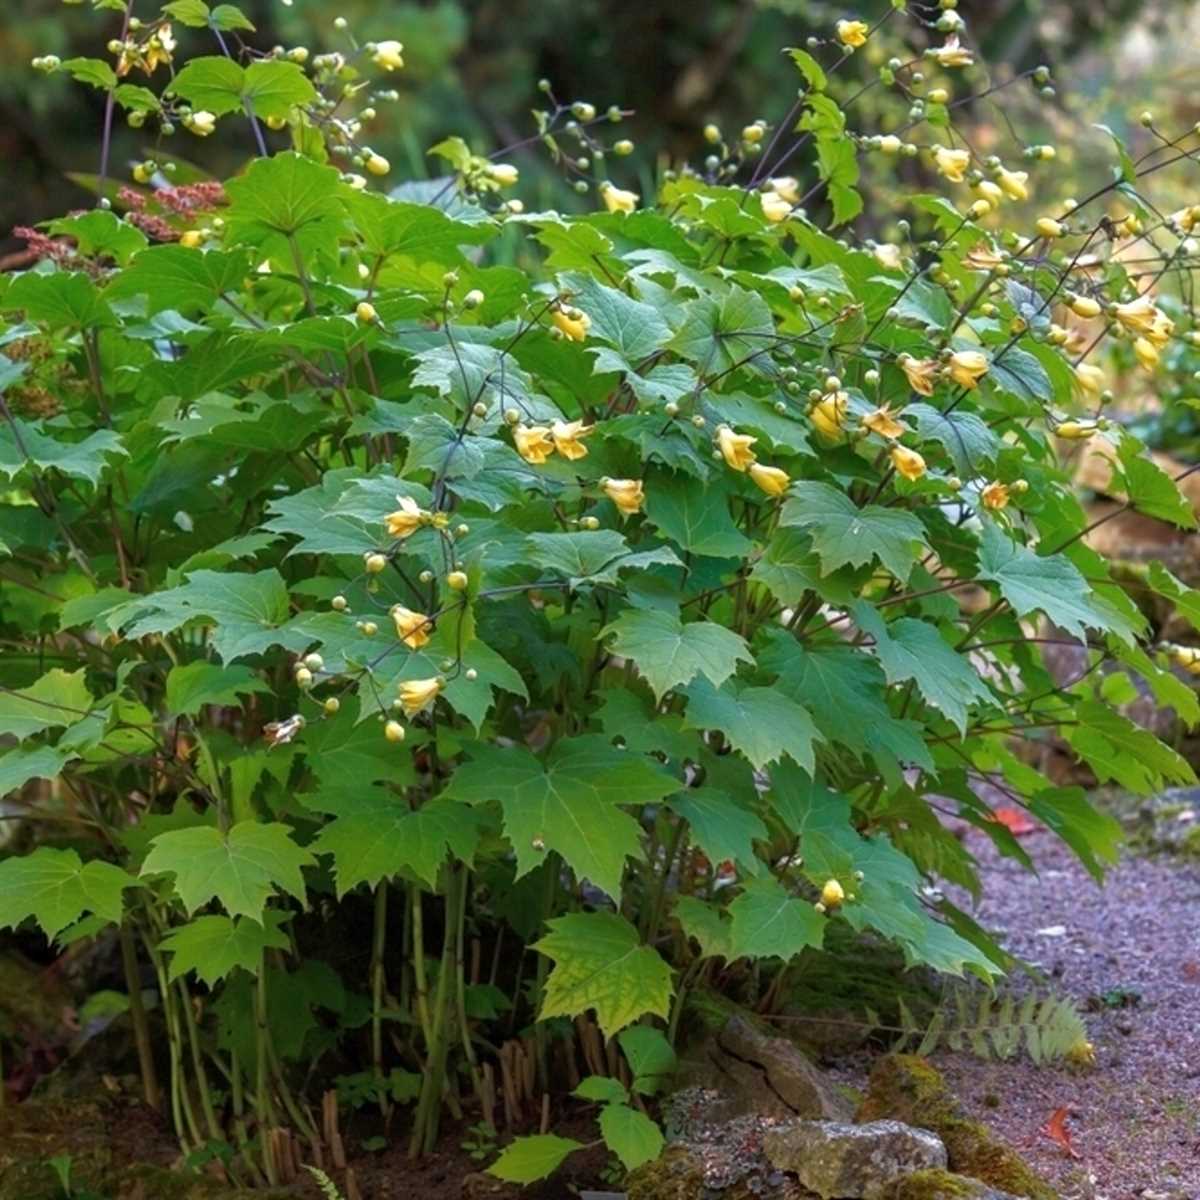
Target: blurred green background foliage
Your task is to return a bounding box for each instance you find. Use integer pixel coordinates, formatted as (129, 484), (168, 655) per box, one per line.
(1, 0), (1194, 254)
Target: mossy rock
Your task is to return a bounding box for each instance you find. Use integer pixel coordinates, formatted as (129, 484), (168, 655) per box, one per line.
(857, 1056), (1057, 1200)
(879, 1167), (1022, 1200)
(626, 1144), (818, 1200)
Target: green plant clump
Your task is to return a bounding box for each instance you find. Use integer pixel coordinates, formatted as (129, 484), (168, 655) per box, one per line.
(2, 0), (1199, 1187)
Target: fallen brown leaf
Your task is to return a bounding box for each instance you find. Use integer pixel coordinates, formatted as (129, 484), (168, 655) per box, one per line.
(1040, 1106), (1081, 1159)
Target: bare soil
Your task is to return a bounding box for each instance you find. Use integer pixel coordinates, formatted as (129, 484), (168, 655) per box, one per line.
(910, 814), (1200, 1199)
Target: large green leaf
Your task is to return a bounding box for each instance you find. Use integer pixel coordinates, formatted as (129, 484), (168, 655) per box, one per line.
(668, 787), (767, 873)
(0, 669), (96, 738)
(604, 608), (752, 702)
(164, 661), (270, 717)
(781, 482), (926, 582)
(160, 911), (291, 986)
(645, 471), (753, 557)
(976, 524), (1110, 641)
(854, 605), (993, 733)
(0, 848), (132, 939)
(0, 420), (126, 486)
(305, 791), (480, 893)
(599, 1102), (665, 1171)
(141, 821), (314, 921)
(727, 875), (825, 960)
(535, 911), (673, 1037)
(444, 737), (678, 899)
(683, 678), (819, 771)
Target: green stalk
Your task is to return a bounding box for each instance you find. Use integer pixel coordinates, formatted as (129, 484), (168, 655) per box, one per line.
(254, 960), (280, 1186)
(453, 870), (485, 1116)
(176, 978), (223, 1143)
(408, 867), (463, 1157)
(119, 923), (161, 1111)
(644, 819), (687, 946)
(410, 885), (432, 1045)
(533, 859), (559, 1092)
(371, 881), (391, 1119)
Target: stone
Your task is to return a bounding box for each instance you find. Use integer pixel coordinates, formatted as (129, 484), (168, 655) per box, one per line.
(877, 1168), (1023, 1200)
(856, 1056), (1058, 1200)
(691, 1014), (853, 1121)
(763, 1120), (947, 1199)
(626, 1143), (818, 1200)
(462, 1170), (523, 1200)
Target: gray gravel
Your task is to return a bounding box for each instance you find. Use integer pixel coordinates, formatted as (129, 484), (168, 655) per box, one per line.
(925, 819), (1200, 1199)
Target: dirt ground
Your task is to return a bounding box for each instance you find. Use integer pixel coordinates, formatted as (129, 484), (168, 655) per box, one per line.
(915, 809), (1200, 1200)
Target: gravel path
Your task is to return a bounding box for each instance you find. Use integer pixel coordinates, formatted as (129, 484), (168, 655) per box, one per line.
(928, 815), (1200, 1199)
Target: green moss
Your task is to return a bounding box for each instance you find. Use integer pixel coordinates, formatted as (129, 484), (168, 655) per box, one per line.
(880, 1168), (977, 1200)
(626, 1145), (706, 1200)
(858, 1056), (1058, 1200)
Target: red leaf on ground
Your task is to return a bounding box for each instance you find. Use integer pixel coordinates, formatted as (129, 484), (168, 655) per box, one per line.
(991, 807), (1039, 836)
(1182, 960), (1200, 982)
(1040, 1106), (1081, 1159)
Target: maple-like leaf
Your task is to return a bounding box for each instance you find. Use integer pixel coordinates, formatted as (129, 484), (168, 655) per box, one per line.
(0, 847), (133, 940)
(160, 911), (291, 987)
(535, 911), (673, 1038)
(140, 821), (314, 921)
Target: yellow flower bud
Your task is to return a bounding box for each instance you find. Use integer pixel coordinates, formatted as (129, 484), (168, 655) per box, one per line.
(552, 308), (591, 342)
(384, 719), (406, 743)
(1036, 216), (1064, 239)
(488, 163), (519, 186)
(821, 878), (846, 907)
(365, 152), (390, 177)
(356, 301), (378, 324)
(179, 230), (204, 249)
(890, 444), (927, 482)
(447, 570), (469, 591)
(748, 463), (790, 497)
(1069, 295), (1101, 319)
(372, 40), (405, 71)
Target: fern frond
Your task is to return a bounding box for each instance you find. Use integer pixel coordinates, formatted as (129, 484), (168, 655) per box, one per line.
(305, 1167), (345, 1200)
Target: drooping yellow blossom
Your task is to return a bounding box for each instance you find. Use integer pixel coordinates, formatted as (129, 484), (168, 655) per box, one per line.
(1170, 644), (1200, 676)
(768, 176), (800, 204)
(1114, 295), (1174, 347)
(890, 445), (927, 482)
(933, 36), (974, 68)
(947, 349), (989, 389)
(748, 463), (790, 497)
(513, 425), (556, 464)
(385, 496), (424, 539)
(488, 163), (519, 186)
(552, 308), (591, 342)
(391, 606), (433, 650)
(600, 182), (639, 214)
(873, 243), (904, 270)
(761, 191), (793, 224)
(899, 356), (938, 396)
(1056, 421), (1098, 441)
(372, 40), (405, 71)
(141, 24), (177, 73)
(602, 477), (645, 517)
(1074, 363), (1105, 399)
(836, 19), (870, 48)
(1133, 336), (1160, 371)
(976, 180), (1004, 207)
(810, 391), (849, 441)
(550, 419), (594, 461)
(934, 146), (970, 183)
(179, 230), (204, 249)
(995, 167), (1029, 202)
(1068, 295), (1102, 319)
(397, 677), (442, 717)
(716, 425), (757, 472)
(187, 110), (217, 137)
(1171, 204), (1200, 233)
(981, 480), (1010, 511)
(863, 405), (906, 439)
